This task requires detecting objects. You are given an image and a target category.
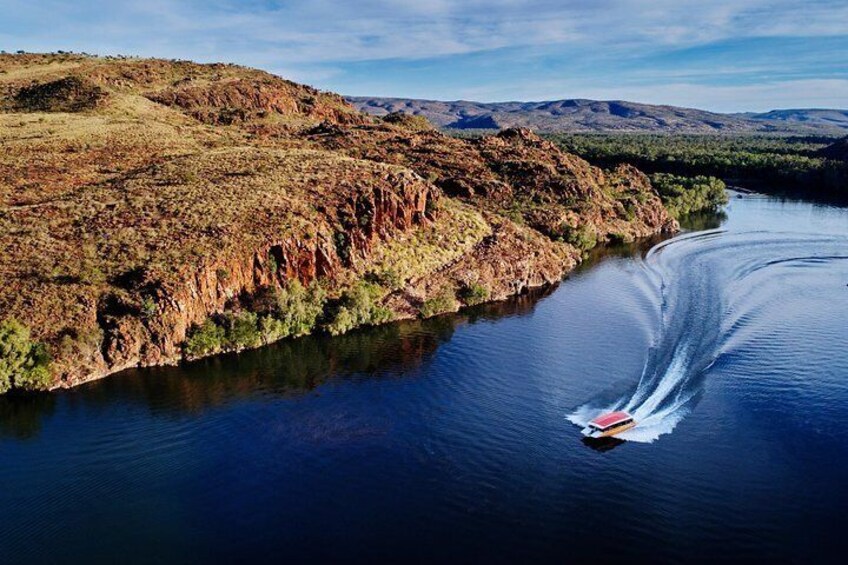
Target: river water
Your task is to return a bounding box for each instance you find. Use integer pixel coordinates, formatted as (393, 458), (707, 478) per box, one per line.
(1, 191), (847, 563)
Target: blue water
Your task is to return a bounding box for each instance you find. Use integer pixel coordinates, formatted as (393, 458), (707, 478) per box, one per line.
(1, 192), (847, 563)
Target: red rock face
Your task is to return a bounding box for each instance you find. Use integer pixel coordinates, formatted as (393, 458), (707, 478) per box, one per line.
(308, 124), (675, 242)
(81, 170), (438, 386)
(147, 77), (367, 126)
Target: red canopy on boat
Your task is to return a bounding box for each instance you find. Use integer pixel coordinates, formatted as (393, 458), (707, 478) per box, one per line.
(590, 411), (632, 428)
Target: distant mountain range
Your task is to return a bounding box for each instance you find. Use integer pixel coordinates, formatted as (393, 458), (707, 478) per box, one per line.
(348, 97), (848, 134)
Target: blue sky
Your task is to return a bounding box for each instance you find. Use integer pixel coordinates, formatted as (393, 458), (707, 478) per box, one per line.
(2, 0), (847, 111)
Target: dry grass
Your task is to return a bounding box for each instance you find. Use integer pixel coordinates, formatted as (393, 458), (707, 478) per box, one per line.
(363, 199), (491, 286)
(0, 55), (418, 352)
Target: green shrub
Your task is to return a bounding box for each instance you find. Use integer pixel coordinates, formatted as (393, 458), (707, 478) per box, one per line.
(185, 280), (328, 357)
(273, 280), (326, 337)
(458, 283), (489, 306)
(650, 173), (728, 219)
(365, 268), (404, 290)
(333, 231), (351, 263)
(370, 305), (395, 326)
(607, 232), (630, 245)
(140, 296), (157, 319)
(562, 224), (597, 251)
(258, 315), (287, 344)
(420, 289), (458, 318)
(325, 306), (358, 336)
(0, 319), (52, 394)
(185, 318), (226, 357)
(324, 281), (393, 335)
(223, 312), (262, 350)
(507, 210), (525, 225)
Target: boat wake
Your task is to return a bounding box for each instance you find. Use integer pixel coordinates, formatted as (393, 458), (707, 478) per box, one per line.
(568, 229), (848, 443)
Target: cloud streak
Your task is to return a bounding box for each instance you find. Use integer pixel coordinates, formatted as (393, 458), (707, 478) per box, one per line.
(1, 0), (846, 110)
(455, 79), (848, 113)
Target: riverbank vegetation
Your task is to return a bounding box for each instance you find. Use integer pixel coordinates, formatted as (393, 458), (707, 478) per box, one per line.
(649, 174), (728, 219)
(419, 289), (460, 318)
(185, 279), (394, 357)
(0, 320), (52, 393)
(550, 134), (848, 201)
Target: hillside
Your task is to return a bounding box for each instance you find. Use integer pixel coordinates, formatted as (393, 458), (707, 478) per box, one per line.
(745, 109), (848, 131)
(0, 54), (675, 392)
(348, 96), (848, 134)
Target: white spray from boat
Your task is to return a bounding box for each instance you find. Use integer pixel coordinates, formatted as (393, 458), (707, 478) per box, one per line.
(568, 231), (722, 443)
(567, 342), (700, 443)
(569, 230), (848, 444)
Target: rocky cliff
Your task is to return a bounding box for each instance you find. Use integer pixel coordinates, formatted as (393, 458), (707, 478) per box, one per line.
(0, 54), (675, 391)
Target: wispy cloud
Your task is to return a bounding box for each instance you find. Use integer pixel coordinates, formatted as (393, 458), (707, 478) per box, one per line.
(1, 0), (846, 110)
(456, 78), (848, 113)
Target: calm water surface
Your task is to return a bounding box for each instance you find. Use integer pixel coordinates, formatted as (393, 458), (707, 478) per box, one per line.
(2, 192), (847, 563)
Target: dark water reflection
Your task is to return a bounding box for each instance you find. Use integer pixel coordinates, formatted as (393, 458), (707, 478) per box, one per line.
(677, 208), (728, 231)
(0, 394), (57, 441)
(0, 288), (554, 436)
(581, 436), (626, 453)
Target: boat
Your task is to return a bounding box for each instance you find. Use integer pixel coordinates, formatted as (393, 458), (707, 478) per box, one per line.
(581, 411), (636, 439)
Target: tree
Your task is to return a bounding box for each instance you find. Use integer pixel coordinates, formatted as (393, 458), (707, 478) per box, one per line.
(273, 280), (326, 337)
(0, 319), (52, 394)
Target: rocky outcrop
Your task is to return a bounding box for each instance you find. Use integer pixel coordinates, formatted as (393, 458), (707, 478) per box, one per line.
(307, 123), (676, 242)
(416, 217), (576, 305)
(147, 77), (367, 126)
(9, 76), (106, 112)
